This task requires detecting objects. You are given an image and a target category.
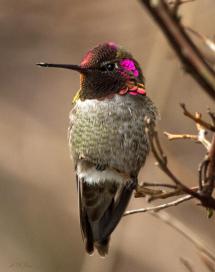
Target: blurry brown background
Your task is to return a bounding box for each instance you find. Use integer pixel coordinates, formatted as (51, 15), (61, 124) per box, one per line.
(0, 0), (214, 271)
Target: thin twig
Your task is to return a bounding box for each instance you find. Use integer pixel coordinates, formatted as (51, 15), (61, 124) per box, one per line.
(168, 0), (194, 10)
(124, 195), (192, 216)
(146, 117), (215, 209)
(142, 182), (177, 189)
(135, 184), (164, 198)
(180, 104), (215, 132)
(164, 108), (212, 151)
(148, 188), (185, 201)
(168, 0), (195, 6)
(136, 182), (200, 202)
(164, 131), (198, 141)
(168, 0), (195, 16)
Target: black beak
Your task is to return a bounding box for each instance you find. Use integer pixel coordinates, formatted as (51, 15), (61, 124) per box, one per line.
(36, 62), (89, 73)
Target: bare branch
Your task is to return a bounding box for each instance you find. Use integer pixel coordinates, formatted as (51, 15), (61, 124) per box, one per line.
(139, 0), (215, 100)
(145, 118), (202, 199)
(134, 184), (164, 198)
(135, 182), (178, 199)
(148, 188), (185, 201)
(168, 0), (195, 16)
(136, 182), (200, 202)
(164, 107), (212, 151)
(167, 0), (195, 6)
(164, 131), (197, 141)
(142, 182), (177, 189)
(180, 104), (215, 132)
(145, 117), (215, 209)
(124, 195), (192, 216)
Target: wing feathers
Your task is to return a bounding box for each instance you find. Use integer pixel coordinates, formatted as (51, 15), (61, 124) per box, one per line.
(77, 173), (135, 256)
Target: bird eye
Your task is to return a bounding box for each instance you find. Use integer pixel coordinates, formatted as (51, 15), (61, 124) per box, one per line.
(106, 63), (115, 71)
(101, 63), (117, 72)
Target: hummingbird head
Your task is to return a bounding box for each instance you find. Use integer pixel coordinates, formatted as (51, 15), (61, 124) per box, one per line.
(37, 42), (146, 100)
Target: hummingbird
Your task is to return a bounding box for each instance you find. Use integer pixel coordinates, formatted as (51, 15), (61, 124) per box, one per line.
(37, 42), (157, 256)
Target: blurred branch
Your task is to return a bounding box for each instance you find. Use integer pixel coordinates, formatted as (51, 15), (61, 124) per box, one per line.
(200, 253), (215, 272)
(185, 26), (215, 54)
(139, 0), (215, 100)
(168, 0), (195, 15)
(125, 210), (215, 262)
(180, 257), (195, 272)
(141, 182), (177, 189)
(153, 212), (215, 262)
(180, 252), (215, 272)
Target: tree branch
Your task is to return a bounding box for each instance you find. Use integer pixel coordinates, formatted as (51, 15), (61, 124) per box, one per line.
(164, 131), (198, 141)
(145, 116), (215, 210)
(180, 104), (215, 132)
(124, 194), (192, 216)
(139, 0), (215, 100)
(185, 26), (215, 54)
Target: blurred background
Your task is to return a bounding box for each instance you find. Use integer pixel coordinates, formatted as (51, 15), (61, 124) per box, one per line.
(0, 0), (214, 271)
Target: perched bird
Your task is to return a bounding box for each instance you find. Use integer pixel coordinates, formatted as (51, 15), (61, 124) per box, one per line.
(37, 42), (157, 256)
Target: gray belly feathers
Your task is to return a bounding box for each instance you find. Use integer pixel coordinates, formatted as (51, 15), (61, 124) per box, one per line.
(69, 95), (156, 176)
